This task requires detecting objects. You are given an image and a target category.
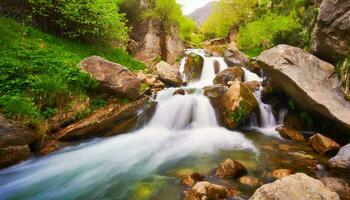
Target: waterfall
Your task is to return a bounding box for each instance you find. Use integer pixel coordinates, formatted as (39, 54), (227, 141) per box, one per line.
(0, 49), (256, 200)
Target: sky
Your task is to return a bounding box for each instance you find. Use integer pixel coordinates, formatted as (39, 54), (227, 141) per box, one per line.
(177, 0), (215, 15)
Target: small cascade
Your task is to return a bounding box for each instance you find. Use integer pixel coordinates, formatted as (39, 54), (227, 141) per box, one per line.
(242, 68), (286, 135)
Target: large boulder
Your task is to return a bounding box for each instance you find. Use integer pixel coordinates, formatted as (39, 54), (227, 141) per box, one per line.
(311, 0), (350, 63)
(204, 81), (258, 129)
(213, 67), (244, 86)
(224, 46), (249, 67)
(80, 56), (141, 99)
(249, 173), (340, 200)
(326, 144), (350, 171)
(0, 115), (38, 168)
(184, 53), (204, 82)
(185, 182), (228, 200)
(257, 45), (350, 134)
(155, 61), (183, 86)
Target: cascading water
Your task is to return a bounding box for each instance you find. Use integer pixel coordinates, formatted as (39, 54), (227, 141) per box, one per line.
(0, 50), (256, 200)
(242, 68), (287, 136)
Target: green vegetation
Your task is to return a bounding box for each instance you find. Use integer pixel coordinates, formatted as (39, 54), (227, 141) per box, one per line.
(336, 57), (350, 99)
(202, 0), (317, 56)
(230, 100), (249, 123)
(28, 0), (128, 43)
(0, 17), (144, 127)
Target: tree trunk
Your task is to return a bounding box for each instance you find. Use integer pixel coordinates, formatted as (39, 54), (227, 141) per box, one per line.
(159, 22), (168, 62)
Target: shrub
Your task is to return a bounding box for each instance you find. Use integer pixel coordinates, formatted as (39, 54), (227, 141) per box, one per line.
(336, 57), (350, 99)
(27, 0), (128, 43)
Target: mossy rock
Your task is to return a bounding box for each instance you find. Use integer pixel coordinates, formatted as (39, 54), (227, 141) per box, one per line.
(184, 53), (204, 81)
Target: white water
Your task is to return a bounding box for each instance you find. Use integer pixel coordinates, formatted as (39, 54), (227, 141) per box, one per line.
(242, 68), (286, 137)
(0, 50), (256, 200)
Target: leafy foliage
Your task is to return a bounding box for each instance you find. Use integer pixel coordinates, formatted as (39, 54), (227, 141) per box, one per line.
(27, 0), (128, 43)
(0, 17), (144, 127)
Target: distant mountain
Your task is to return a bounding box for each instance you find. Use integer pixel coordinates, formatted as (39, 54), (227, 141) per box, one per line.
(188, 1), (216, 25)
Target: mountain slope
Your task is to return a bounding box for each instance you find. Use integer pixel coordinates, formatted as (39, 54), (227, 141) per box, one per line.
(188, 1), (216, 25)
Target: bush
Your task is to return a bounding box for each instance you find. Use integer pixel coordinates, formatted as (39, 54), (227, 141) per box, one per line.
(28, 0), (128, 43)
(336, 57), (350, 98)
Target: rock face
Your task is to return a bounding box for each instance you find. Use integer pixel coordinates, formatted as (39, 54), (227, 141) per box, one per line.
(276, 126), (305, 142)
(311, 0), (350, 63)
(185, 182), (228, 200)
(0, 115), (38, 168)
(205, 81), (258, 129)
(40, 97), (151, 154)
(80, 56), (141, 99)
(308, 133), (340, 155)
(249, 173), (340, 200)
(257, 45), (350, 134)
(327, 144), (350, 171)
(128, 16), (184, 64)
(213, 67), (244, 86)
(155, 61), (183, 86)
(224, 46), (249, 67)
(184, 53), (204, 82)
(215, 159), (247, 178)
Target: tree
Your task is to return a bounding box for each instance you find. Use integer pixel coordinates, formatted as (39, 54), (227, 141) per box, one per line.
(28, 0), (128, 43)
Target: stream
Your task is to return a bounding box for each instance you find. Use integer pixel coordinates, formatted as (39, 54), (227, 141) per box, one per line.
(0, 49), (331, 200)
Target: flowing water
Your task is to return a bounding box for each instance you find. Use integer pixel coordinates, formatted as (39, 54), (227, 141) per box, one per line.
(0, 49), (332, 200)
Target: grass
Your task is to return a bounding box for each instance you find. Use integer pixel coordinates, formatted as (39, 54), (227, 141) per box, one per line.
(0, 17), (145, 128)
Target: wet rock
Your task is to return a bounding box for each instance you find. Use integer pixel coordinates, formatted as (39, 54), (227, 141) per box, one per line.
(181, 173), (205, 187)
(184, 53), (204, 82)
(278, 144), (291, 151)
(215, 159), (247, 178)
(311, 0), (350, 63)
(0, 115), (38, 168)
(320, 177), (350, 200)
(249, 173), (340, 200)
(173, 89), (186, 96)
(245, 81), (260, 92)
(276, 126), (305, 142)
(246, 61), (261, 76)
(271, 169), (293, 179)
(224, 46), (249, 67)
(326, 143), (350, 171)
(80, 56), (141, 99)
(308, 133), (340, 155)
(238, 176), (259, 186)
(207, 81), (258, 129)
(257, 45), (350, 134)
(156, 61), (183, 86)
(214, 60), (220, 74)
(185, 181), (228, 200)
(213, 67), (244, 86)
